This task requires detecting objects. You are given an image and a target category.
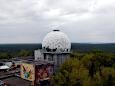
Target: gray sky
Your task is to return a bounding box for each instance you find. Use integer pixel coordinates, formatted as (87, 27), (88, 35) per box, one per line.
(0, 0), (115, 43)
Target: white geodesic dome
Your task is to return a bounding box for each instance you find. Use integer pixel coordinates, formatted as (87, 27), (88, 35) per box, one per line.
(42, 30), (71, 52)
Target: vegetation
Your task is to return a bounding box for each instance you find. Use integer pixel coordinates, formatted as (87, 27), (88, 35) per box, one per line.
(52, 51), (115, 86)
(0, 43), (115, 59)
(0, 44), (41, 59)
(0, 50), (33, 59)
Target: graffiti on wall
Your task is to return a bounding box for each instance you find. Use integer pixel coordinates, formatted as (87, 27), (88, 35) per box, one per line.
(36, 64), (53, 81)
(21, 63), (35, 81)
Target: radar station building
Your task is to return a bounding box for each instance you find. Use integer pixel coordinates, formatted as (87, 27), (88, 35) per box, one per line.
(34, 30), (71, 70)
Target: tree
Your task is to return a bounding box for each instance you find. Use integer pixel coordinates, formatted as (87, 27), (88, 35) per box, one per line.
(0, 52), (12, 59)
(52, 58), (88, 86)
(52, 52), (115, 86)
(18, 50), (32, 57)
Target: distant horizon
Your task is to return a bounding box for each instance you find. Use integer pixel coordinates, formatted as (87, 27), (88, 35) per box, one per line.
(0, 42), (115, 45)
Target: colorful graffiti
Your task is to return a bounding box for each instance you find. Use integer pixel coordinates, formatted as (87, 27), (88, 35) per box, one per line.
(21, 63), (35, 81)
(36, 64), (53, 82)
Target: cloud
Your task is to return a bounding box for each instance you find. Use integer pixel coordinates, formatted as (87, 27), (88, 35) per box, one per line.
(0, 0), (115, 43)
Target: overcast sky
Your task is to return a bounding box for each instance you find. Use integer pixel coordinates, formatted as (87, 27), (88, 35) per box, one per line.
(0, 0), (115, 44)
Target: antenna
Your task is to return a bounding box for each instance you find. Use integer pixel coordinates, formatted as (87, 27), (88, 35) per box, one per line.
(50, 23), (65, 31)
(53, 29), (60, 31)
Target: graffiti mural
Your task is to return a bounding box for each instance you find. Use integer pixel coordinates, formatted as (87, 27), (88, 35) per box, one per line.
(36, 64), (53, 82)
(21, 63), (35, 81)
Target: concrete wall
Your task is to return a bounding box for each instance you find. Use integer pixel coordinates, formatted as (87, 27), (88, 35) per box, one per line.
(34, 50), (43, 60)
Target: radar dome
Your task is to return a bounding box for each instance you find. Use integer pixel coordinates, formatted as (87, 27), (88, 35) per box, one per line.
(42, 30), (71, 52)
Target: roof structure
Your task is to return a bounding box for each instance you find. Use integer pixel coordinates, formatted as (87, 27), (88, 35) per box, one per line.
(42, 30), (71, 52)
(23, 60), (54, 66)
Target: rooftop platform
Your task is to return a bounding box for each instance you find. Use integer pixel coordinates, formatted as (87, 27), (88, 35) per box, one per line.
(23, 60), (54, 66)
(42, 51), (71, 54)
(1, 76), (31, 86)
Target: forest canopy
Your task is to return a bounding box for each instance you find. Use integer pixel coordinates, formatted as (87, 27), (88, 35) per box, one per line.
(52, 51), (115, 86)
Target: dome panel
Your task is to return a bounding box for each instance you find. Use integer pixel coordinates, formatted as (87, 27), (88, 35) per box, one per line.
(42, 30), (71, 52)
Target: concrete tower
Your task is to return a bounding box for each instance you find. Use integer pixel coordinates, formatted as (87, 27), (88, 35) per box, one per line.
(42, 30), (71, 70)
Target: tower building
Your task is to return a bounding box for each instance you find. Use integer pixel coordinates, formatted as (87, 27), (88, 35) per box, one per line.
(35, 30), (71, 70)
